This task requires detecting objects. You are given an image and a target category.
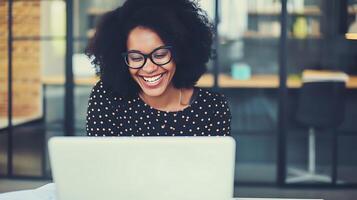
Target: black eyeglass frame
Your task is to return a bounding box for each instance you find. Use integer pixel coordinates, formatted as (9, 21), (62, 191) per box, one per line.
(121, 45), (173, 69)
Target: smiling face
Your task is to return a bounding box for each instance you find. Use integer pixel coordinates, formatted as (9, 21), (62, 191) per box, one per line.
(126, 26), (176, 97)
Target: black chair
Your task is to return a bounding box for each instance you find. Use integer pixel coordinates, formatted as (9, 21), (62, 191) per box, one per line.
(287, 71), (347, 183)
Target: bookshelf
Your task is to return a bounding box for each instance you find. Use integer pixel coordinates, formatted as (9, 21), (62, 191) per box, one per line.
(218, 0), (325, 83)
(248, 6), (321, 16)
(347, 0), (357, 38)
(245, 2), (322, 40)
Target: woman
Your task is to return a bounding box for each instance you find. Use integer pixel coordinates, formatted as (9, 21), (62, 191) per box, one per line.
(85, 0), (231, 137)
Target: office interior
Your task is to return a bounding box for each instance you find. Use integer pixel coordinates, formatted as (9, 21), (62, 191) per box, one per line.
(1, 0), (357, 199)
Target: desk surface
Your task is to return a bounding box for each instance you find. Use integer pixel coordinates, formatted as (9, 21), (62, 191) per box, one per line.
(0, 183), (324, 200)
(42, 74), (357, 89)
(0, 113), (42, 129)
(235, 198), (323, 200)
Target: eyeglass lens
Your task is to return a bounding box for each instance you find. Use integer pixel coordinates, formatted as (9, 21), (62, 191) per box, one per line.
(125, 47), (172, 69)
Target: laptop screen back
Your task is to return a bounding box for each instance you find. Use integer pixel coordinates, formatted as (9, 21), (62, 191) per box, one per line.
(49, 136), (236, 200)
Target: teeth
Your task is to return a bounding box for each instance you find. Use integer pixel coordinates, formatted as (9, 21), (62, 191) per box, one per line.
(142, 74), (163, 83)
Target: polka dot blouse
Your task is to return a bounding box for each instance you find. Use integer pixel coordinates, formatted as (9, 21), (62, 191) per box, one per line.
(86, 81), (232, 137)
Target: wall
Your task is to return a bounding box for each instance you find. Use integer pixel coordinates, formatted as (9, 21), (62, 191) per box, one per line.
(0, 1), (42, 124)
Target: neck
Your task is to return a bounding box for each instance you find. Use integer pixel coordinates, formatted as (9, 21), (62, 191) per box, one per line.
(140, 85), (182, 112)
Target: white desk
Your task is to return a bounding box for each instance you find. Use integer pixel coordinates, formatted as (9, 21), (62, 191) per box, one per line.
(0, 184), (323, 200)
(236, 199), (323, 200)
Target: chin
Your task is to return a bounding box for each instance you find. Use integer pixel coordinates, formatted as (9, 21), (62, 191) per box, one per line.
(141, 87), (166, 97)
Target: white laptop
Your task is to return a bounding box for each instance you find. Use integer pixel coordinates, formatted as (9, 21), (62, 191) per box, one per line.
(48, 136), (236, 200)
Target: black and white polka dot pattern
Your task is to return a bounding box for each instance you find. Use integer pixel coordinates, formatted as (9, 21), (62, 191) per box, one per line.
(86, 81), (232, 137)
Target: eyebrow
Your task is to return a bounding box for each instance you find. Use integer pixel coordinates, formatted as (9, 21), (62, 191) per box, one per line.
(126, 45), (168, 54)
(126, 50), (142, 53)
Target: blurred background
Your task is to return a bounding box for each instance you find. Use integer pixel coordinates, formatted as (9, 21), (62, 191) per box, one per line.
(1, 0), (357, 198)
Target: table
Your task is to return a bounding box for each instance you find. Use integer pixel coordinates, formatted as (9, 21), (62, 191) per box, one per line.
(42, 73), (357, 88)
(0, 183), (323, 200)
(237, 199), (323, 200)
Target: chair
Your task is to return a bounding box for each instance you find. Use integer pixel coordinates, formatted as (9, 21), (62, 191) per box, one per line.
(287, 70), (348, 183)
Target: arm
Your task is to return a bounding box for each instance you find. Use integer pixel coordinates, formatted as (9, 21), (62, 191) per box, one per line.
(86, 81), (118, 136)
(211, 94), (232, 136)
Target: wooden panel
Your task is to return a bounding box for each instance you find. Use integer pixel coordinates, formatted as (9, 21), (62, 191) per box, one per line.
(0, 1), (42, 120)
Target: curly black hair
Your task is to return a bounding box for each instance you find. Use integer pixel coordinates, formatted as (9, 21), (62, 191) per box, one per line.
(85, 0), (214, 97)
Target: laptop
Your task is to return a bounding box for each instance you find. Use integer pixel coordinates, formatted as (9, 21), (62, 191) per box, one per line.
(48, 136), (236, 200)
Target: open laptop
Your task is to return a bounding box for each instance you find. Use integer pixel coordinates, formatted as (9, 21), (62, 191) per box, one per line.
(48, 136), (236, 200)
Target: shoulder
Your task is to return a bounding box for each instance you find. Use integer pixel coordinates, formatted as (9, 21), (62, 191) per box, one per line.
(196, 87), (229, 105)
(89, 80), (128, 105)
(193, 87), (230, 114)
(90, 80), (107, 96)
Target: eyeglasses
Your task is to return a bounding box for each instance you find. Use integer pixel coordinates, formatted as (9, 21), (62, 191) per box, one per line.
(122, 46), (173, 69)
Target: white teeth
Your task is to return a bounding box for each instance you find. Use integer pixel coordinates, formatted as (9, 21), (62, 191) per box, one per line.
(142, 74), (163, 83)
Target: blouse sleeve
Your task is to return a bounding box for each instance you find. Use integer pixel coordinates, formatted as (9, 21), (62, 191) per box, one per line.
(86, 81), (118, 136)
(211, 94), (232, 136)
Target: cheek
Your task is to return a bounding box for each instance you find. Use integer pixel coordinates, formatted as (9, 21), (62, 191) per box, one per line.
(167, 62), (176, 74)
(171, 66), (177, 78)
(129, 69), (137, 78)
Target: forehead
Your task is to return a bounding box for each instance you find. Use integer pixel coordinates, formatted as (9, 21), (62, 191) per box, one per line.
(126, 26), (165, 53)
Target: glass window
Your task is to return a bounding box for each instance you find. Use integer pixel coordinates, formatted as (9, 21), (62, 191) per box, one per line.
(12, 1), (44, 174)
(197, 0), (215, 87)
(217, 0), (282, 183)
(0, 1), (9, 175)
(71, 0), (218, 135)
(0, 0), (9, 130)
(337, 135), (357, 183)
(346, 0), (357, 39)
(283, 0), (357, 185)
(72, 0), (126, 135)
(0, 0), (66, 177)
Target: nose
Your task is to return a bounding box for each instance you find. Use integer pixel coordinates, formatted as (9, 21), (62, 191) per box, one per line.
(141, 58), (158, 74)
